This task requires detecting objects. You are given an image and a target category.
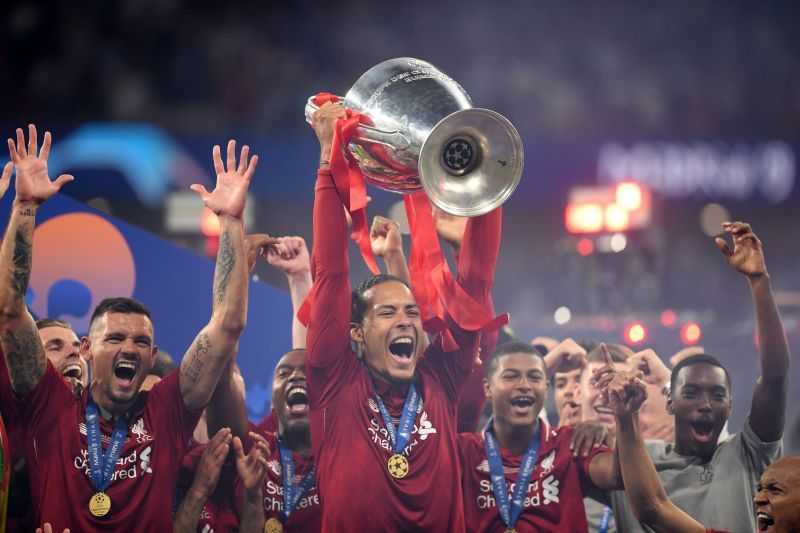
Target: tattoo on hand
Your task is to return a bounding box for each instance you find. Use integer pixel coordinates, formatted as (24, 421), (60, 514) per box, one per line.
(182, 333), (212, 384)
(2, 327), (45, 394)
(11, 230), (32, 299)
(214, 229), (235, 303)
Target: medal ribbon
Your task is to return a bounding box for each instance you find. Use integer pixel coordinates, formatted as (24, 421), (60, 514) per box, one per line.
(85, 394), (130, 495)
(599, 505), (612, 533)
(483, 418), (541, 530)
(368, 377), (420, 455)
(276, 436), (316, 523)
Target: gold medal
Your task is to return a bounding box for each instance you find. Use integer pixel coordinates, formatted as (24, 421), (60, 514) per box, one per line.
(387, 453), (409, 479)
(264, 517), (283, 533)
(88, 492), (111, 517)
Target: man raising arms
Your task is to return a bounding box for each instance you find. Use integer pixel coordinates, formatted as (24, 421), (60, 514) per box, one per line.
(306, 102), (501, 530)
(0, 125), (255, 531)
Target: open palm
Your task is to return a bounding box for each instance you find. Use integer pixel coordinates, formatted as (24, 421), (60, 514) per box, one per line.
(191, 140), (257, 218)
(7, 125), (73, 203)
(715, 221), (767, 277)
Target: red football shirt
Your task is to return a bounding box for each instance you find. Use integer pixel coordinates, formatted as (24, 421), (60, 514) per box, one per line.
(16, 361), (201, 531)
(178, 441), (239, 533)
(234, 431), (320, 532)
(459, 421), (610, 532)
(307, 170), (501, 531)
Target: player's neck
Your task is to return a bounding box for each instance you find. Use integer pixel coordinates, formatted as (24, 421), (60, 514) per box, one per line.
(281, 426), (312, 456)
(90, 382), (135, 423)
(493, 417), (539, 457)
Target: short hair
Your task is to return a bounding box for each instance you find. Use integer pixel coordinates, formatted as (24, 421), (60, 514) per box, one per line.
(486, 340), (547, 378)
(148, 350), (175, 378)
(670, 353), (731, 393)
(89, 297), (153, 336)
(350, 274), (411, 324)
(36, 318), (72, 330)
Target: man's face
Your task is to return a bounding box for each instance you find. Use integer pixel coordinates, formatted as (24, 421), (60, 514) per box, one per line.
(351, 281), (424, 385)
(83, 312), (156, 407)
(578, 360), (630, 430)
(40, 325), (87, 388)
(668, 363), (731, 458)
(271, 350), (309, 434)
(484, 352), (548, 430)
(754, 457), (800, 533)
(553, 368), (581, 414)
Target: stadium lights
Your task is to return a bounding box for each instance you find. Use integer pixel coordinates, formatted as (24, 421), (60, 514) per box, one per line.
(680, 322), (702, 345)
(565, 182), (652, 234)
(624, 322), (647, 345)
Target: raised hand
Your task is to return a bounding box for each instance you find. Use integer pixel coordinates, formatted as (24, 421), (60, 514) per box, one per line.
(266, 235), (311, 276)
(543, 337), (587, 377)
(669, 345), (705, 367)
(191, 140), (256, 219)
(0, 161), (12, 200)
(7, 124), (74, 204)
(627, 348), (671, 386)
(36, 524), (70, 533)
(715, 221), (767, 278)
(311, 102), (347, 164)
(591, 343), (622, 400)
(432, 206), (468, 252)
(233, 432), (270, 494)
(557, 400), (582, 428)
(369, 216), (403, 258)
(193, 428), (233, 499)
(245, 233), (281, 272)
(606, 370), (648, 418)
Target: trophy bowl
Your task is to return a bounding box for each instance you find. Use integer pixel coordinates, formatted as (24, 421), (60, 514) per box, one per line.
(305, 57), (523, 216)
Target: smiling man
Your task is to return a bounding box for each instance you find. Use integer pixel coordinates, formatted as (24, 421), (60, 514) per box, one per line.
(459, 341), (623, 531)
(306, 102), (500, 531)
(0, 125), (255, 531)
(609, 221), (789, 533)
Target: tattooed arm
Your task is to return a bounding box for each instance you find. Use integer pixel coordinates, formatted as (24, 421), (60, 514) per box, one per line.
(0, 126), (73, 395)
(179, 140), (275, 411)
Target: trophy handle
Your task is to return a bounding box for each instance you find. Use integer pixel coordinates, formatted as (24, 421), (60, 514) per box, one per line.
(304, 96), (411, 151)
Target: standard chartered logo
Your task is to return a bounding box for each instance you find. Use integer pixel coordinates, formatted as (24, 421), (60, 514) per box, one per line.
(542, 475), (559, 504)
(72, 445), (154, 479)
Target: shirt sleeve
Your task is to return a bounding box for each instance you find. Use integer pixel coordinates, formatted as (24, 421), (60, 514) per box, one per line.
(147, 368), (202, 452)
(306, 169), (360, 409)
(456, 295), (498, 433)
(13, 360), (74, 437)
(738, 415), (782, 473)
(423, 207), (503, 402)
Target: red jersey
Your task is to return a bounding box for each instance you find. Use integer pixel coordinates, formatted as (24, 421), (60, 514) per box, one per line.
(458, 421), (610, 532)
(257, 411), (278, 434)
(16, 361), (200, 531)
(178, 441), (239, 533)
(307, 170), (501, 531)
(234, 431), (320, 532)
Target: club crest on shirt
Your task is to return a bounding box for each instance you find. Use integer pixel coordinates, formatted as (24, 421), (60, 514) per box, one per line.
(539, 450), (556, 474)
(132, 418), (154, 443)
(268, 459), (282, 477)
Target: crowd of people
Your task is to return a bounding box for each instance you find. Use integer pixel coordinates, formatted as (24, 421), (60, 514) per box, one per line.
(0, 114), (794, 532)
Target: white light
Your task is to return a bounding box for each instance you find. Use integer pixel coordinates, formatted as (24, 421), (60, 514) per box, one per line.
(554, 306), (572, 325)
(252, 274), (259, 282)
(610, 233), (627, 252)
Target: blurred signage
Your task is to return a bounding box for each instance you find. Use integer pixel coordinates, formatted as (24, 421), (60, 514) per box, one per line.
(597, 141), (795, 204)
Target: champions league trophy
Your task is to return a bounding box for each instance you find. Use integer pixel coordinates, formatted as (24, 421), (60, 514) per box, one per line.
(305, 57), (524, 216)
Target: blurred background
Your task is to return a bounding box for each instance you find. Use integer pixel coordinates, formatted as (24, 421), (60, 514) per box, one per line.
(2, 0), (799, 448)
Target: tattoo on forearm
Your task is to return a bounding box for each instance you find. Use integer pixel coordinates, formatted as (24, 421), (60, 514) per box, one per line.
(182, 333), (212, 384)
(214, 229), (235, 303)
(11, 230), (32, 299)
(18, 207), (35, 217)
(2, 327), (45, 394)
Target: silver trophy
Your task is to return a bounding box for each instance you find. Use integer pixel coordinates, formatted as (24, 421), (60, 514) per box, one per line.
(305, 58), (523, 216)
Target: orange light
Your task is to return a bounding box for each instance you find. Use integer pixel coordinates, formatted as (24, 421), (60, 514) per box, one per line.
(576, 238), (594, 256)
(624, 322), (647, 345)
(565, 203), (604, 233)
(604, 204), (630, 232)
(200, 208), (220, 237)
(680, 322), (702, 345)
(660, 309), (677, 327)
(616, 182), (643, 211)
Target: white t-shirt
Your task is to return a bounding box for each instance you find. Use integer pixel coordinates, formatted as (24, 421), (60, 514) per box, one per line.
(609, 416), (782, 533)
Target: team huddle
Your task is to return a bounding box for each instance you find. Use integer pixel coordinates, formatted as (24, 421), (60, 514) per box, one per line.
(0, 110), (794, 532)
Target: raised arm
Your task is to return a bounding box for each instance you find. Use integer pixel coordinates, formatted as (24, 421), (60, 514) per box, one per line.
(606, 370), (706, 533)
(179, 140), (261, 411)
(716, 221), (789, 442)
(266, 236), (312, 349)
(306, 103), (352, 369)
(0, 125), (73, 394)
(370, 216), (410, 286)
